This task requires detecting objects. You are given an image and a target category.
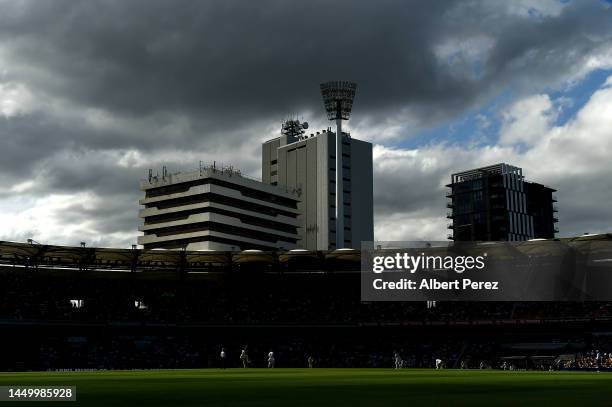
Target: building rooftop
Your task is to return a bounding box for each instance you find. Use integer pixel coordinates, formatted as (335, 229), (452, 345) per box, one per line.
(448, 163), (556, 192)
(141, 163), (299, 198)
(451, 163), (523, 183)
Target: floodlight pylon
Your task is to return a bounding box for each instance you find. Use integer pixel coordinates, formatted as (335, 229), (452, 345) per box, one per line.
(320, 81), (357, 249)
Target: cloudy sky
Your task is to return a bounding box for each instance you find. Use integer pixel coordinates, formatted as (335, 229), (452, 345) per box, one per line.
(1, 0), (611, 248)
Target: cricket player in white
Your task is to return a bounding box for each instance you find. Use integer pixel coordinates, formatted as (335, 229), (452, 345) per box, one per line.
(220, 348), (227, 369)
(307, 356), (314, 368)
(240, 349), (248, 368)
(435, 358), (443, 369)
(394, 352), (402, 369)
(268, 351), (275, 368)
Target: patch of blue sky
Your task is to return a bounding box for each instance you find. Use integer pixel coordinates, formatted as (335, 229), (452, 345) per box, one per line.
(394, 90), (512, 150)
(396, 68), (612, 151)
(548, 68), (612, 126)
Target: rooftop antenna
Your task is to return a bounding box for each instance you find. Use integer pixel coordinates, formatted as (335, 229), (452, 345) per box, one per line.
(320, 81), (357, 249)
(281, 118), (308, 141)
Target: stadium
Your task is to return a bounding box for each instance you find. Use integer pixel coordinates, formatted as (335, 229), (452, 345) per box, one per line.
(2, 235), (612, 405)
(2, 1), (612, 404)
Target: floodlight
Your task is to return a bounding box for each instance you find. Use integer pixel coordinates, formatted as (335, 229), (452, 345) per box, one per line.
(320, 81), (357, 120)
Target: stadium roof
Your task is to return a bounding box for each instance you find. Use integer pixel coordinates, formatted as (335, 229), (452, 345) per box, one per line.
(0, 233), (610, 274)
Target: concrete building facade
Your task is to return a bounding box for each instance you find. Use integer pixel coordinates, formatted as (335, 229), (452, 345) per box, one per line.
(262, 129), (373, 250)
(446, 163), (558, 241)
(138, 165), (300, 251)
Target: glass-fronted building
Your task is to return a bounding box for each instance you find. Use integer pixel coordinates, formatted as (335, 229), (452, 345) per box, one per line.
(447, 163), (558, 241)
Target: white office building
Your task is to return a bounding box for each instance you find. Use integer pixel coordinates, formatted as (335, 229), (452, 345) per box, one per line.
(138, 164), (301, 251)
(262, 125), (373, 250)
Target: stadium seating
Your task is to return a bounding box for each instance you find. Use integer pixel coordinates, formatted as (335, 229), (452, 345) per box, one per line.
(2, 237), (612, 371)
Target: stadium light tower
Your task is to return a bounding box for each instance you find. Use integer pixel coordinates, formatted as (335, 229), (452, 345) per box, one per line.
(320, 81), (357, 249)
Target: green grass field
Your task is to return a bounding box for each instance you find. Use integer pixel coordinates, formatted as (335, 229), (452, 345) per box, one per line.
(1, 369), (611, 406)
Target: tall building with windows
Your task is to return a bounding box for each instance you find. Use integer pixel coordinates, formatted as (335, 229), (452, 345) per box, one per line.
(138, 164), (300, 251)
(262, 123), (373, 250)
(446, 163), (558, 241)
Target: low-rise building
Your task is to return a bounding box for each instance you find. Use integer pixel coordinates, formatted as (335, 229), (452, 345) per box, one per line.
(138, 164), (301, 251)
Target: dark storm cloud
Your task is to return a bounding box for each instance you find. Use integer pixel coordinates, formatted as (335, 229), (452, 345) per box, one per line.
(0, 0), (609, 171)
(61, 194), (141, 237)
(3, 0), (450, 116)
(1, 0), (611, 245)
(2, 1), (610, 125)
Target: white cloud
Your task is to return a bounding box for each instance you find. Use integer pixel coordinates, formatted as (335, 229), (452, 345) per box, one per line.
(561, 44), (612, 87)
(499, 94), (556, 146)
(0, 192), (134, 247)
(352, 110), (420, 143)
(0, 82), (35, 118)
(9, 180), (35, 193)
(375, 211), (448, 242)
(434, 35), (496, 69)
